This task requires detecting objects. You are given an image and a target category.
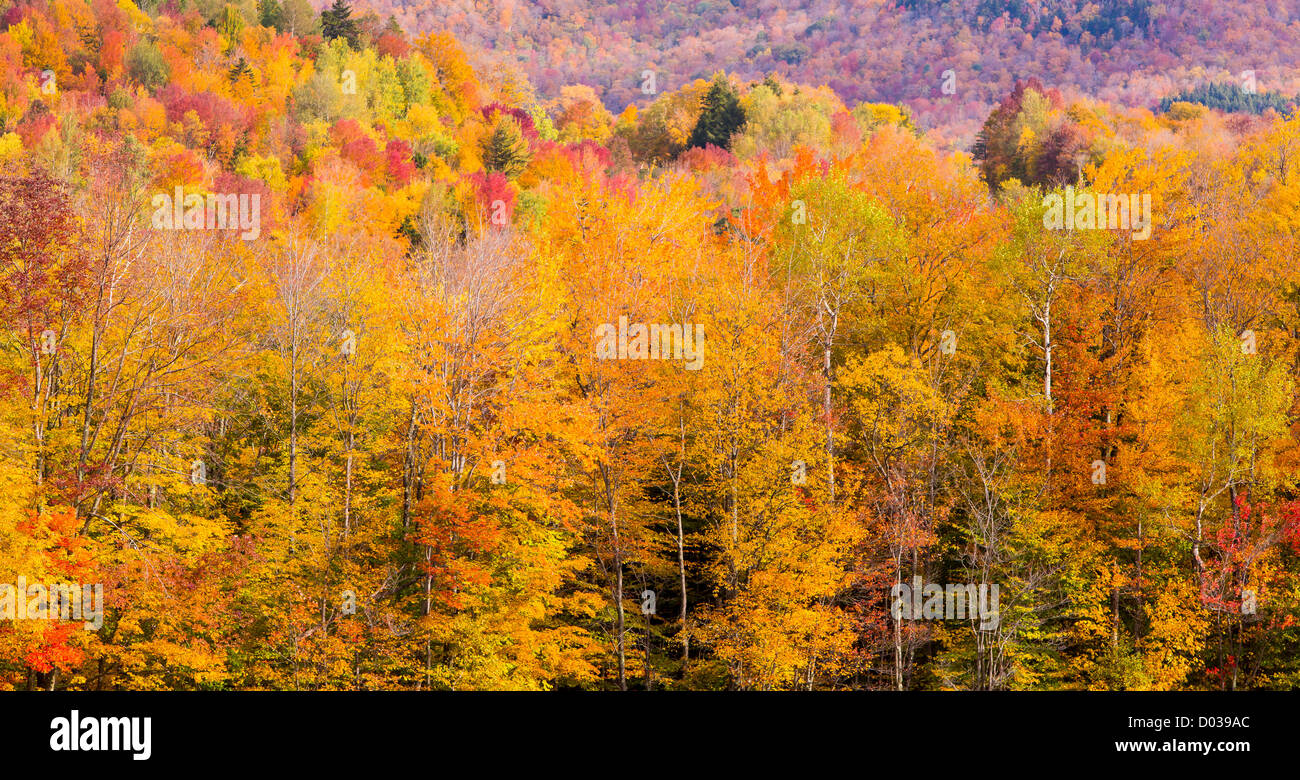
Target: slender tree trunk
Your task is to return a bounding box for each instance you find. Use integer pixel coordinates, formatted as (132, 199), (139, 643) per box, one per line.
(643, 603), (652, 691)
(664, 410), (690, 662)
(894, 555), (904, 691)
(402, 399), (417, 528)
(289, 327), (299, 506)
(672, 482), (688, 662)
(343, 363), (354, 536)
(824, 342), (835, 503)
(612, 507), (627, 691)
(1043, 298), (1053, 408)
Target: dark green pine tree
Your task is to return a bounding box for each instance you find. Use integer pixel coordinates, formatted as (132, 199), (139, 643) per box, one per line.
(321, 0), (360, 47)
(1157, 82), (1295, 116)
(481, 117), (532, 179)
(688, 75), (746, 151)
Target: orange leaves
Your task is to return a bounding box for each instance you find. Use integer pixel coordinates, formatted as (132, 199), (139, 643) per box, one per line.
(420, 31), (479, 114)
(551, 84), (613, 145)
(22, 621), (85, 674)
(415, 484), (506, 555)
(15, 507), (93, 580)
(0, 507), (98, 686)
(7, 0), (1300, 694)
(154, 146), (205, 189)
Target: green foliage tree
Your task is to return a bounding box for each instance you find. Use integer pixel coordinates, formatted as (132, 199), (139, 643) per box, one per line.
(480, 115), (531, 178)
(321, 0), (360, 48)
(1158, 83), (1296, 116)
(126, 41), (169, 91)
(688, 74), (746, 150)
(258, 0), (285, 32)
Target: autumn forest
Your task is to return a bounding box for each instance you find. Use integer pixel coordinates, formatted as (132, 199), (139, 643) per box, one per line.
(1, 0), (1300, 694)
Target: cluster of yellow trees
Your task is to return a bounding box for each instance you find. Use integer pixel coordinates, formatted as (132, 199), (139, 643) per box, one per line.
(1, 0), (1299, 691)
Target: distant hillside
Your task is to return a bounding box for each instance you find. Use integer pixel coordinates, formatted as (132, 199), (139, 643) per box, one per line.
(337, 0), (1300, 147)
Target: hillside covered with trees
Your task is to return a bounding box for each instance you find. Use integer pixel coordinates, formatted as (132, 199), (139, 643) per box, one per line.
(330, 0), (1300, 148)
(2, 0), (1300, 691)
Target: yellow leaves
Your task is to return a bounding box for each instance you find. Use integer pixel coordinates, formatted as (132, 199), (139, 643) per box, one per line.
(403, 102), (443, 138)
(839, 344), (952, 458)
(617, 103), (637, 128)
(385, 178), (428, 229)
(7, 2), (1300, 695)
(666, 80), (710, 147)
(1016, 124), (1038, 155)
(257, 46), (298, 107)
(115, 0), (152, 34)
(1178, 326), (1294, 486)
(117, 507), (232, 560)
(1140, 577), (1209, 690)
(617, 78), (710, 162)
(418, 31), (479, 115)
(0, 132), (19, 161)
(0, 422), (35, 533)
(853, 101), (911, 133)
(694, 596), (857, 690)
(455, 121), (486, 173)
(7, 20), (34, 62)
(111, 638), (228, 689)
(1164, 101), (1206, 123)
(551, 84), (613, 145)
(235, 152), (287, 193)
(303, 158), (361, 234)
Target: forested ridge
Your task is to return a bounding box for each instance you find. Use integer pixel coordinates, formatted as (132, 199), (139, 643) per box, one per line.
(331, 0), (1300, 148)
(2, 0), (1300, 691)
